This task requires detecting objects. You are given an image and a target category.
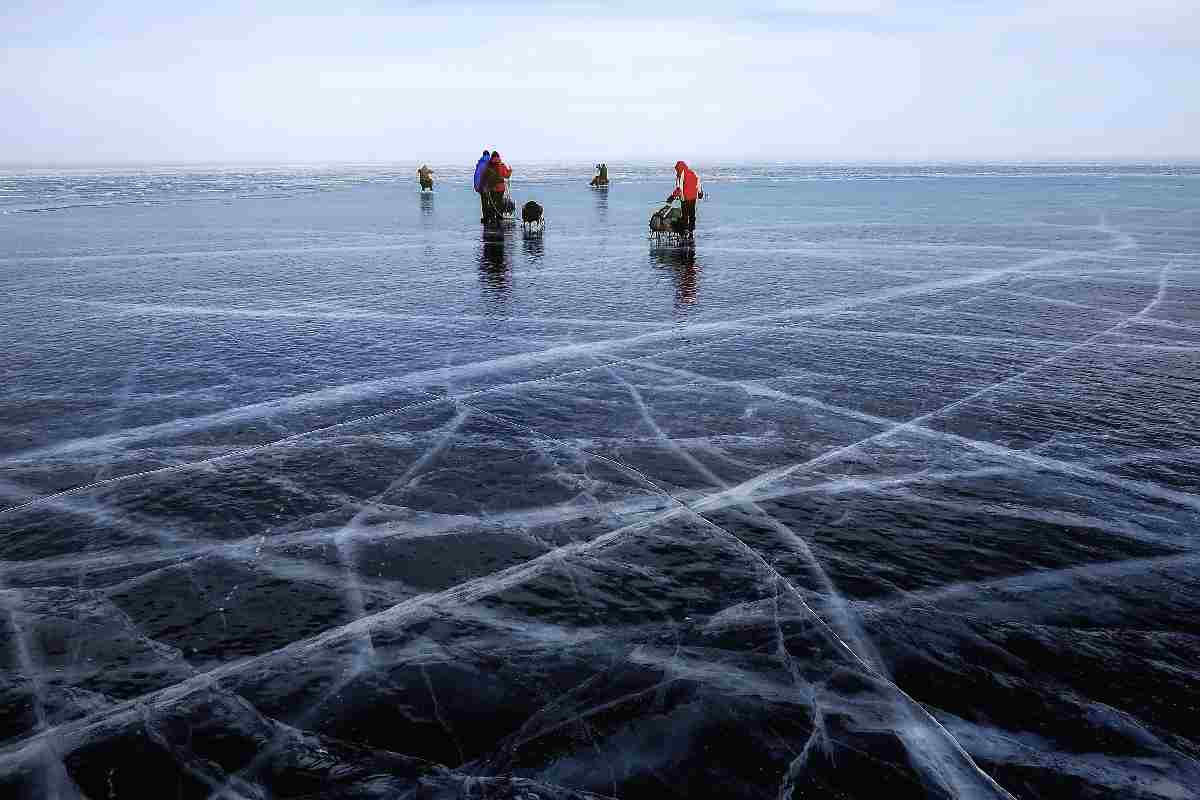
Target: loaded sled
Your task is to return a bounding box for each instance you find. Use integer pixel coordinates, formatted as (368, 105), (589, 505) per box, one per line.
(649, 199), (689, 243)
(483, 188), (516, 228)
(521, 201), (545, 234)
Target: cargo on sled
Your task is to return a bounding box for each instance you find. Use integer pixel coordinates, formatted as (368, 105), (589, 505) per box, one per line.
(649, 198), (689, 242)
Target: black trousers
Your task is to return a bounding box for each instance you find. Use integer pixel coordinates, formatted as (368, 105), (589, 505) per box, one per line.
(490, 191), (505, 220)
(479, 191), (490, 222)
(680, 199), (696, 232)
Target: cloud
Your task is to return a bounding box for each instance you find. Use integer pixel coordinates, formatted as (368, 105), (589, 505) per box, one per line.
(0, 2), (1195, 161)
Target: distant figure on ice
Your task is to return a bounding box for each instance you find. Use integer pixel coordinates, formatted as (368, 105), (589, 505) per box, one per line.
(481, 151), (513, 225)
(473, 150), (492, 222)
(590, 163), (609, 187)
(417, 164), (434, 191)
(665, 161), (703, 237)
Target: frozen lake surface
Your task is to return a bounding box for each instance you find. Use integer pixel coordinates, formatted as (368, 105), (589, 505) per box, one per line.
(1, 163), (1199, 799)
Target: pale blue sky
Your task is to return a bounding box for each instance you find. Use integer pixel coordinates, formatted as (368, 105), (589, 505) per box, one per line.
(2, 1), (1196, 162)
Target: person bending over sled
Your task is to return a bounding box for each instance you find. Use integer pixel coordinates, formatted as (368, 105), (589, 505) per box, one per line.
(665, 161), (703, 237)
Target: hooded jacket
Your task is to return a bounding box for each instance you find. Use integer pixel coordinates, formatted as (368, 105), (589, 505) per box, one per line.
(472, 152), (491, 193)
(669, 161), (702, 202)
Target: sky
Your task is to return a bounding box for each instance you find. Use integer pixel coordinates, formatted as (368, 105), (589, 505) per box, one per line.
(1, 0), (1196, 163)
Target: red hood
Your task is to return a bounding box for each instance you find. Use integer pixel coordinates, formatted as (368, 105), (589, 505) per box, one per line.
(675, 161), (688, 172)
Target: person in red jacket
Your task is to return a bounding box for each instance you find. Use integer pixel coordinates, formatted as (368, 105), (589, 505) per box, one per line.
(666, 160), (703, 236)
(482, 151), (512, 224)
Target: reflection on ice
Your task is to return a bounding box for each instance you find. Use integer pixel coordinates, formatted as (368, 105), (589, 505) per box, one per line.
(649, 245), (701, 311)
(479, 231), (512, 306)
(522, 231), (545, 264)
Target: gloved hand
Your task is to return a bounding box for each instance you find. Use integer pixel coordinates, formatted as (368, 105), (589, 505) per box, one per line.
(698, 190), (705, 200)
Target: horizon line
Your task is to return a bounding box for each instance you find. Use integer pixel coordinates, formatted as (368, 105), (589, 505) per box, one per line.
(3, 157), (1200, 168)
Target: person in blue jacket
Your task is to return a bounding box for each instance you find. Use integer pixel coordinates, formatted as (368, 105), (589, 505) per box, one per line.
(473, 150), (491, 222)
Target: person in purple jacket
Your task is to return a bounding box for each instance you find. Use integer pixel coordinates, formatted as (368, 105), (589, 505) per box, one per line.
(473, 150), (491, 223)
